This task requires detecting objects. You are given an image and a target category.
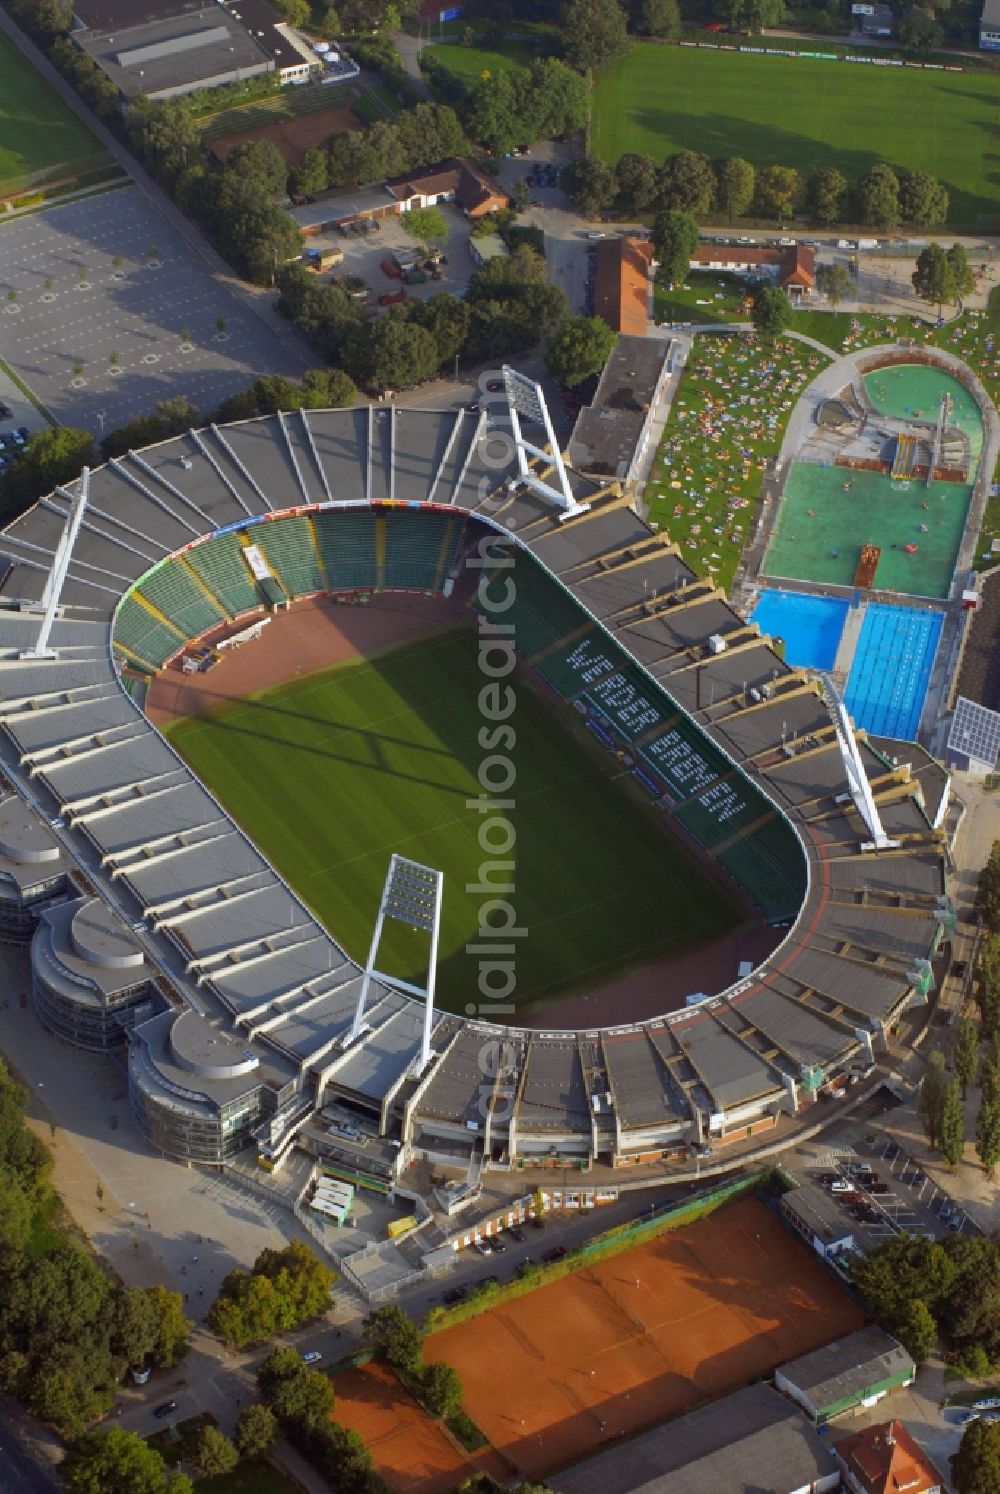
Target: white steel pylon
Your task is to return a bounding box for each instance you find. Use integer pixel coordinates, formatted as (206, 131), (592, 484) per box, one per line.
(822, 673), (900, 852)
(348, 854), (443, 1070)
(21, 470), (90, 659)
(501, 365), (589, 520)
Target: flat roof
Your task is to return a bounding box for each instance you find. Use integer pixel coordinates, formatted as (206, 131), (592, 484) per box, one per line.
(553, 1383), (838, 1494)
(782, 1182), (855, 1245)
(778, 1327), (914, 1412)
(74, 8), (272, 97)
(567, 334), (669, 480)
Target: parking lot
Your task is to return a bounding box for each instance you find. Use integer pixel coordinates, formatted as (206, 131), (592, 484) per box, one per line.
(0, 186), (307, 432)
(304, 203), (476, 312)
(790, 1124), (978, 1252)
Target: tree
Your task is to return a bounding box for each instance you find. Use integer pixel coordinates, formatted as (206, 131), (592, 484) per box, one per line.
(422, 1360), (463, 1418)
(979, 936), (1000, 1044)
(657, 151), (716, 216)
(809, 166), (848, 226)
(856, 163), (901, 229)
(111, 1287), (159, 1371)
(980, 843), (1000, 930)
(362, 1305), (423, 1373)
(345, 316), (441, 395)
(955, 1018), (980, 1101)
(754, 164), (800, 220)
(899, 170), (949, 227)
(939, 1075), (966, 1170)
(898, 1297), (937, 1364)
(947, 242), (976, 302)
(750, 285), (790, 343)
(952, 1417), (1000, 1494)
(816, 261), (852, 307)
(301, 367), (358, 409)
(714, 156), (755, 221)
(225, 139), (288, 199)
(209, 1240), (335, 1349)
(516, 59), (589, 143)
(289, 147), (328, 200)
(0, 426), (95, 518)
(561, 0), (629, 68)
(411, 292), (471, 370)
(403, 206), (449, 251)
(147, 1285), (191, 1370)
(193, 1425), (238, 1478)
(918, 1048), (948, 1147)
(235, 1402), (278, 1460)
(638, 0), (681, 35)
(616, 152), (659, 214)
(562, 156), (617, 217)
(652, 209), (700, 288)
(912, 243), (957, 314)
(545, 315), (618, 387)
(898, 6), (943, 53)
(61, 1427), (191, 1494)
(532, 1186), (546, 1222)
(976, 1084), (1000, 1179)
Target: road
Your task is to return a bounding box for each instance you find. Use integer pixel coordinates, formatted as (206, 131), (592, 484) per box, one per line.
(0, 1397), (62, 1494)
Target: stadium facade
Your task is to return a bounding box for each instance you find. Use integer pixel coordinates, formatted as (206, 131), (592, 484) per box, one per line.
(0, 395), (950, 1177)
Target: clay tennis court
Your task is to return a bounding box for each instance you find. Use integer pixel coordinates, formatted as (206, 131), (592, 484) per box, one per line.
(331, 1361), (514, 1494)
(424, 1196), (864, 1479)
(208, 105), (362, 168)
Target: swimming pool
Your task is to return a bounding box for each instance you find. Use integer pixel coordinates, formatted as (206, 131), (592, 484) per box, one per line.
(844, 604), (943, 740)
(750, 590), (849, 671)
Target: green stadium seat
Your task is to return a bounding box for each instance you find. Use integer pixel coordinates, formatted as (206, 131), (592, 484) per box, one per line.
(186, 534), (260, 617)
(256, 517), (325, 600)
(382, 510), (460, 592)
(314, 508), (378, 592)
(113, 595), (185, 670)
(136, 561), (226, 642)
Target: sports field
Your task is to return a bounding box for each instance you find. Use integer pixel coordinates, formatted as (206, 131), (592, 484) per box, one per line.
(592, 45), (1000, 228)
(0, 32), (107, 195)
(332, 1361), (512, 1494)
(424, 1195), (864, 1479)
(162, 628), (739, 1013)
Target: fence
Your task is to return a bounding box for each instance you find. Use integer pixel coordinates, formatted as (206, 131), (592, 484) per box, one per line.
(425, 1169), (777, 1331)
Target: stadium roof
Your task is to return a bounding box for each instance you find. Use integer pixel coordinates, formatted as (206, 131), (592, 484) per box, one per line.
(0, 401), (947, 1153)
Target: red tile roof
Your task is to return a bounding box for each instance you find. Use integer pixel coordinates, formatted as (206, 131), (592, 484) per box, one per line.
(594, 236), (652, 337)
(690, 243), (815, 288)
(835, 1420), (942, 1494)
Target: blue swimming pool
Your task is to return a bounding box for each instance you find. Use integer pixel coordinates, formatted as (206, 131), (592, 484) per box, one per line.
(844, 604), (943, 741)
(750, 590), (849, 672)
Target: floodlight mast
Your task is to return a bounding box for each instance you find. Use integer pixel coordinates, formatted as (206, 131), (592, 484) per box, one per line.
(348, 853), (443, 1070)
(822, 674), (900, 852)
(501, 366), (589, 520)
(21, 470), (90, 660)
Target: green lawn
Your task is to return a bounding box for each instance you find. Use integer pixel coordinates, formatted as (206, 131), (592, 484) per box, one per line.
(0, 32), (106, 193)
(646, 332), (831, 592)
(199, 1460), (304, 1494)
(592, 44), (1000, 229)
(164, 630), (739, 1013)
(424, 41), (537, 84)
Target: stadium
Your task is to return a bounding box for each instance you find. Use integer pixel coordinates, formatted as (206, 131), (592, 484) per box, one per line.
(0, 370), (949, 1184)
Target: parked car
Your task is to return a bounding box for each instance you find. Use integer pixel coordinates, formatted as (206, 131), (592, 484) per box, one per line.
(0, 402), (12, 418)
(490, 1235), (507, 1254)
(154, 1401), (178, 1419)
(472, 1238), (492, 1256)
(381, 258), (402, 278)
(869, 1182), (890, 1195)
(378, 289), (407, 306)
(830, 1179), (855, 1193)
(302, 1351), (323, 1365)
(510, 1226), (525, 1242)
(543, 1245), (568, 1263)
(403, 267), (428, 285)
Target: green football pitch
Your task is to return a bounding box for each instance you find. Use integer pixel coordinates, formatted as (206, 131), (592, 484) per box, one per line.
(0, 32), (106, 193)
(163, 629), (740, 1014)
(592, 45), (1000, 229)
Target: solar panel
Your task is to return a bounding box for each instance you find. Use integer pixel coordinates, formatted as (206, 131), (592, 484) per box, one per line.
(947, 696), (1000, 768)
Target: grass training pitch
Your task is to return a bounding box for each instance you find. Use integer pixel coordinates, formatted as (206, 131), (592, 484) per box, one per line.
(0, 32), (106, 193)
(592, 44), (1000, 229)
(163, 628), (740, 1013)
(424, 1195), (864, 1479)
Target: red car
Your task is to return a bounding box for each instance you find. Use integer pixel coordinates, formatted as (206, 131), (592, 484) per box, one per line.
(378, 288), (407, 306)
(381, 258), (402, 279)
